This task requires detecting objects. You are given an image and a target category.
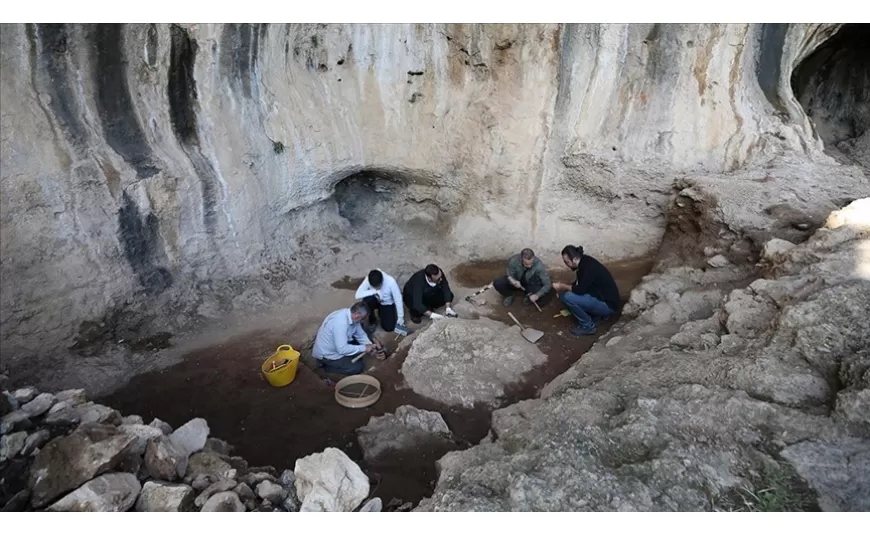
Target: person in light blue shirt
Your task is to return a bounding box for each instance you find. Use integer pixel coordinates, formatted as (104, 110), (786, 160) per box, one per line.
(312, 301), (381, 375)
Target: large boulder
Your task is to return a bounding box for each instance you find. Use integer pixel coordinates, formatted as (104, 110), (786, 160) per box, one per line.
(168, 418), (209, 457)
(135, 481), (195, 512)
(0, 431), (27, 462)
(20, 393), (55, 417)
(294, 448), (369, 512)
(143, 436), (187, 481)
(401, 318), (548, 408)
(46, 473), (141, 512)
(356, 405), (453, 463)
(119, 424), (164, 456)
(28, 423), (136, 508)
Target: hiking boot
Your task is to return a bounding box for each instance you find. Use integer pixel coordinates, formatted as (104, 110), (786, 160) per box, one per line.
(522, 295), (531, 305)
(569, 325), (597, 336)
(410, 316), (422, 324)
(503, 295), (515, 307)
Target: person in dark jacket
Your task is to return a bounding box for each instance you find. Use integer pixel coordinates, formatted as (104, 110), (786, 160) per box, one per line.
(552, 245), (620, 336)
(493, 248), (552, 307)
(402, 264), (457, 323)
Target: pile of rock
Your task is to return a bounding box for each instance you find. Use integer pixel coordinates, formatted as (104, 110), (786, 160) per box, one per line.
(0, 386), (380, 512)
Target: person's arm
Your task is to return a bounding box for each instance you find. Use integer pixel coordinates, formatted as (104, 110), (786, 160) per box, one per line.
(390, 277), (405, 325)
(351, 321), (373, 347)
(332, 320), (367, 357)
(506, 255), (521, 287)
(571, 266), (594, 295)
(535, 265), (552, 298)
(355, 278), (376, 300)
(442, 276), (455, 305)
(409, 275), (429, 317)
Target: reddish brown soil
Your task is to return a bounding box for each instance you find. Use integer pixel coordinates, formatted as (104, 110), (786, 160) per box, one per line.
(100, 256), (652, 507)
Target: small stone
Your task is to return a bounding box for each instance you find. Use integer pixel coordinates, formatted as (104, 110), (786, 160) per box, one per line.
(762, 238), (796, 261)
(75, 402), (122, 425)
(233, 482), (255, 501)
(122, 415), (144, 425)
(43, 402), (80, 426)
(149, 418), (173, 435)
(186, 451), (235, 481)
(12, 387), (38, 404)
(225, 456), (248, 472)
(257, 480), (286, 504)
(0, 431), (27, 461)
(242, 471), (277, 487)
(21, 393), (55, 417)
(169, 418), (209, 457)
(2, 391), (19, 414)
(605, 336), (623, 347)
(120, 424), (164, 456)
(200, 491), (245, 512)
(1, 410), (31, 434)
(706, 254), (730, 268)
(204, 437), (234, 456)
(135, 481), (195, 512)
(47, 473), (141, 512)
(359, 497), (382, 512)
(281, 494), (300, 512)
(21, 429), (50, 456)
(191, 473), (220, 491)
(195, 478), (238, 507)
(144, 436), (187, 481)
(55, 389), (87, 406)
(280, 469), (296, 488)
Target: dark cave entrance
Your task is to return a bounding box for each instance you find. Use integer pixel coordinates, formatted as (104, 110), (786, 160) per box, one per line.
(791, 24), (870, 168)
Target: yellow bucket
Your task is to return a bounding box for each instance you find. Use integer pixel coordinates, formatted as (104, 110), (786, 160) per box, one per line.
(261, 345), (300, 387)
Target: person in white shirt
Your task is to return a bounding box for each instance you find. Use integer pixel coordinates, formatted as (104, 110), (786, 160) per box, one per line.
(354, 269), (408, 335)
(312, 301), (381, 375)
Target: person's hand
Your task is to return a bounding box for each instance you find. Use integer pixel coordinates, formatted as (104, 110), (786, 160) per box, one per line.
(364, 344), (377, 352)
(529, 294), (539, 303)
(430, 313), (445, 320)
(552, 282), (568, 292)
(445, 307), (458, 318)
(510, 278), (523, 289)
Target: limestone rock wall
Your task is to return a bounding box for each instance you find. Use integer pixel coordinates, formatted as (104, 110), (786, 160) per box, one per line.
(1, 23), (865, 389)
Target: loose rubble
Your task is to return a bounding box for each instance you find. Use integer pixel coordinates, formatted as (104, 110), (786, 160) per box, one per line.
(0, 384), (369, 512)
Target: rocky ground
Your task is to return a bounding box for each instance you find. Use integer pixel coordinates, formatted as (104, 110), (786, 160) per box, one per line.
(0, 385), (395, 512)
(416, 198), (870, 512)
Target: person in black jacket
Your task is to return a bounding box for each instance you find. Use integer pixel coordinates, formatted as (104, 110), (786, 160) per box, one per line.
(402, 264), (457, 323)
(552, 245), (620, 336)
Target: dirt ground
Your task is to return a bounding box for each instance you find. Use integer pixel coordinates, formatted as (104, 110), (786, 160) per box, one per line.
(100, 256), (652, 507)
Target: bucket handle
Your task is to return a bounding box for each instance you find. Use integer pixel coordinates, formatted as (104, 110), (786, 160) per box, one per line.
(276, 345), (294, 352)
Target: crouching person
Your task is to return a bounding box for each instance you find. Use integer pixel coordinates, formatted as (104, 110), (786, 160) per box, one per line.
(312, 301), (382, 375)
(493, 248), (552, 307)
(552, 245), (620, 336)
(402, 264), (457, 323)
(354, 268), (409, 336)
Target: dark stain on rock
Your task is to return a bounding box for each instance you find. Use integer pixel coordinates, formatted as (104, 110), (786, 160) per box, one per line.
(757, 23), (789, 113)
(145, 24), (159, 68)
(220, 23), (263, 99)
(118, 191), (172, 295)
(30, 24), (90, 152)
(92, 24), (161, 179)
(168, 24), (199, 146)
(168, 24), (218, 232)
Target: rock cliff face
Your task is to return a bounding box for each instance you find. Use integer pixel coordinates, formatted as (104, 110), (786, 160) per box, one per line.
(1, 23), (869, 392)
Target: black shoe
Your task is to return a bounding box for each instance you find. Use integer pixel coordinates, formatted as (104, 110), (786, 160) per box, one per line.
(410, 316), (422, 324)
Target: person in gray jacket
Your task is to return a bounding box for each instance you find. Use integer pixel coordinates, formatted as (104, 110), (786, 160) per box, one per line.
(492, 248), (552, 307)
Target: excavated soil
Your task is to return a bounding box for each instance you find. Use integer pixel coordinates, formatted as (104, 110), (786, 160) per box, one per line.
(100, 257), (652, 507)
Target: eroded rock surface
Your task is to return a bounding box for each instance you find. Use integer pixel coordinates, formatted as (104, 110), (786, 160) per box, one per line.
(356, 405), (454, 463)
(418, 199), (870, 512)
(402, 318), (548, 408)
(294, 447), (369, 512)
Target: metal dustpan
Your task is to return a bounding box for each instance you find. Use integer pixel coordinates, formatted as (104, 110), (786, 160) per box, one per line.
(507, 312), (544, 344)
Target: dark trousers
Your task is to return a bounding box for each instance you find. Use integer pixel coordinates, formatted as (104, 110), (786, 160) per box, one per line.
(362, 296), (398, 332)
(493, 276), (548, 303)
(317, 341), (365, 375)
(403, 291), (447, 321)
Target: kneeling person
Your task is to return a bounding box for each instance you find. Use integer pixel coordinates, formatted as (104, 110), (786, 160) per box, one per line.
(312, 301), (382, 375)
(552, 245), (620, 336)
(493, 248), (552, 307)
(402, 264), (457, 323)
(355, 269), (408, 335)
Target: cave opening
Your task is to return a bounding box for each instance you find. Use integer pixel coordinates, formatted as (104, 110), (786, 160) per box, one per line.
(791, 24), (870, 168)
(331, 168), (452, 244)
